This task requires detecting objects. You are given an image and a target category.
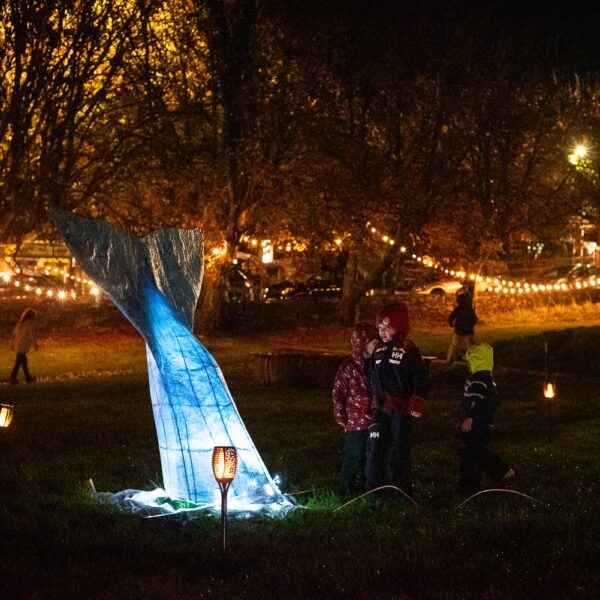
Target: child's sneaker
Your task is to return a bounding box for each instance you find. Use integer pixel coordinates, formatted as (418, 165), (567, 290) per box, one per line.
(496, 468), (515, 487)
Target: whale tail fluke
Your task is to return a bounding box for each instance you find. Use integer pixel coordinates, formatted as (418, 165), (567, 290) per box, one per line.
(49, 205), (203, 329)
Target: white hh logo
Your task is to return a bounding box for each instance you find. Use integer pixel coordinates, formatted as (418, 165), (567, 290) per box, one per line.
(370, 431), (380, 439)
(391, 350), (405, 360)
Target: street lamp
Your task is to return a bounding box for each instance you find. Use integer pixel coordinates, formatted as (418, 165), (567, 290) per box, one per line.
(0, 404), (14, 428)
(569, 143), (590, 166)
(212, 446), (238, 554)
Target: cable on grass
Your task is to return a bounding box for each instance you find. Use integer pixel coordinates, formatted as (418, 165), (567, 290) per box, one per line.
(335, 485), (420, 512)
(453, 488), (542, 510)
(286, 487), (332, 496)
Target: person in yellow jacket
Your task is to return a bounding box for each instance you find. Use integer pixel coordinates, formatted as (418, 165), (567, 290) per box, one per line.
(9, 308), (39, 384)
(459, 343), (514, 491)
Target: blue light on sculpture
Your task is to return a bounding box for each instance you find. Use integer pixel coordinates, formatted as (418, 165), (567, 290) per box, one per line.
(50, 206), (294, 515)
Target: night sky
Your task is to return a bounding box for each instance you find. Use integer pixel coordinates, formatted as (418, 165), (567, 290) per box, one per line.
(282, 0), (600, 75)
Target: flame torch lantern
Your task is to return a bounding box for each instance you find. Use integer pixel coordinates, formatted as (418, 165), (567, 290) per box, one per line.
(0, 404), (14, 428)
(543, 381), (556, 400)
(212, 446), (238, 554)
(543, 381), (556, 441)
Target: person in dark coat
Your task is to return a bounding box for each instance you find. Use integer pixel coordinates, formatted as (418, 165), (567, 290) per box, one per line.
(365, 303), (428, 497)
(447, 292), (478, 366)
(459, 343), (514, 491)
(332, 322), (380, 495)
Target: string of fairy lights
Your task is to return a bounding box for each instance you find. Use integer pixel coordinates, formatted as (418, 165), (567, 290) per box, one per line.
(214, 222), (599, 296)
(0, 265), (100, 302)
(2, 218), (597, 302)
(364, 223), (599, 295)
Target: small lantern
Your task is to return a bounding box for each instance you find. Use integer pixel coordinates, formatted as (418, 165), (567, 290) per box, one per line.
(0, 404), (14, 428)
(543, 381), (556, 400)
(212, 446), (238, 554)
(543, 381), (556, 442)
(213, 446), (238, 484)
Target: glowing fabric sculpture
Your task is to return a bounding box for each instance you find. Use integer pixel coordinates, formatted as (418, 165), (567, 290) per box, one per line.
(50, 206), (293, 514)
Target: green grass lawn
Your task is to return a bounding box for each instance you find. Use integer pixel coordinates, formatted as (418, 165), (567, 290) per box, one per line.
(0, 323), (599, 599)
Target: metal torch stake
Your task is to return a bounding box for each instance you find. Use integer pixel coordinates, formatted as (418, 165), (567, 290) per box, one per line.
(544, 339), (553, 442)
(218, 481), (231, 556)
(547, 400), (553, 442)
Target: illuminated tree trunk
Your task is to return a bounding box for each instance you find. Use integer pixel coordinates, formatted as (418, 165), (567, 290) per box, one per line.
(340, 251), (361, 325)
(196, 263), (228, 333)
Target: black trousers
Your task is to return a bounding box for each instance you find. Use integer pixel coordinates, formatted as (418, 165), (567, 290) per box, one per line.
(365, 411), (413, 494)
(460, 431), (509, 490)
(339, 430), (368, 493)
(10, 352), (32, 382)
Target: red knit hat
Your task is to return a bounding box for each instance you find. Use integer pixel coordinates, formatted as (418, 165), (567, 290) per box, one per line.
(375, 302), (410, 341)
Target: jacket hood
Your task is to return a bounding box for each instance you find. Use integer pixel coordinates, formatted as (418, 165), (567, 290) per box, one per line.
(20, 307), (38, 322)
(376, 302), (410, 341)
(465, 343), (493, 373)
(457, 292), (472, 306)
(351, 321), (378, 361)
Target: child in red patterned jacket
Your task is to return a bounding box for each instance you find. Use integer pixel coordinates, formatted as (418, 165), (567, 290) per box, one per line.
(332, 322), (380, 495)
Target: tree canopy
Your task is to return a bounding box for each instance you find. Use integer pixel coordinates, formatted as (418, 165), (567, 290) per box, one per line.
(1, 0), (599, 324)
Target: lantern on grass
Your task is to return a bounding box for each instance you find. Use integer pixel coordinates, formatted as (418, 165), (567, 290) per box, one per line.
(543, 381), (556, 441)
(212, 446), (238, 554)
(543, 381), (556, 400)
(0, 404), (14, 428)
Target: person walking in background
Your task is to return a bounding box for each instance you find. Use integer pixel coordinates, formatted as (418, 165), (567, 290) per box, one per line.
(447, 292), (478, 366)
(365, 302), (428, 498)
(459, 343), (514, 492)
(332, 322), (380, 496)
(9, 308), (39, 384)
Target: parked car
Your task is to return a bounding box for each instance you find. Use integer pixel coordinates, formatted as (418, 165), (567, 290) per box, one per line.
(263, 280), (306, 303)
(263, 277), (342, 301)
(304, 277), (342, 298)
(539, 265), (574, 282)
(414, 278), (490, 295)
(414, 279), (464, 295)
(560, 263), (600, 284)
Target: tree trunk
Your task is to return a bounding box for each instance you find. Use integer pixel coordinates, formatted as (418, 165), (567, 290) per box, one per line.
(195, 265), (228, 334)
(339, 251), (362, 325)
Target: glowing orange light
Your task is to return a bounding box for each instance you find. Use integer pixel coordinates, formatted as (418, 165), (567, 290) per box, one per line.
(0, 404), (14, 428)
(212, 446), (239, 484)
(543, 381), (556, 400)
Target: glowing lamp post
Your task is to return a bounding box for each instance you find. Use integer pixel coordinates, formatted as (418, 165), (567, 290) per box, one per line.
(0, 404), (14, 428)
(212, 446), (238, 554)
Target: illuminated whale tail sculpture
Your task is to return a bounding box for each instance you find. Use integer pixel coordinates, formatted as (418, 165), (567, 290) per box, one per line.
(50, 206), (293, 514)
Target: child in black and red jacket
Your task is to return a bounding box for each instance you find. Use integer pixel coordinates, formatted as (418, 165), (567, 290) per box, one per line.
(365, 303), (428, 497)
(332, 322), (380, 495)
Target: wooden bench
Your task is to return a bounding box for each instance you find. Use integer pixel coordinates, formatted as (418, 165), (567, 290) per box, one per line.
(252, 350), (345, 388)
(252, 352), (440, 387)
(421, 355), (439, 374)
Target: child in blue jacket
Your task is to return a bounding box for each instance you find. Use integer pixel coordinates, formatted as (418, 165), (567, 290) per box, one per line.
(460, 343), (514, 491)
